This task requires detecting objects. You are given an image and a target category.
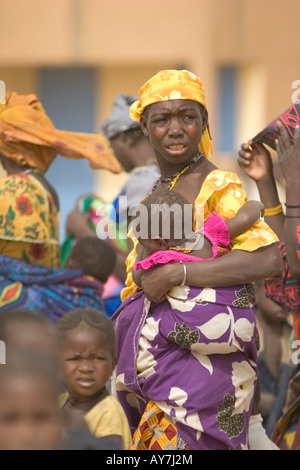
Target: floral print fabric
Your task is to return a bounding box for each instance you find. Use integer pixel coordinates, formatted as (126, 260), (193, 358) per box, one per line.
(113, 283), (259, 450)
(0, 173), (60, 267)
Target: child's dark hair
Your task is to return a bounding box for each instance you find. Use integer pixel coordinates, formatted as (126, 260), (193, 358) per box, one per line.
(65, 237), (116, 284)
(0, 309), (54, 343)
(0, 349), (62, 395)
(129, 189), (194, 241)
(56, 308), (116, 360)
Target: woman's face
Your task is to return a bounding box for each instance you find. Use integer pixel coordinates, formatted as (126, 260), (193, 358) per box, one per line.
(140, 99), (208, 166)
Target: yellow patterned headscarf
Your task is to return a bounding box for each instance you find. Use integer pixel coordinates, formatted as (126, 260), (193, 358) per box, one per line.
(0, 91), (122, 173)
(130, 69), (213, 161)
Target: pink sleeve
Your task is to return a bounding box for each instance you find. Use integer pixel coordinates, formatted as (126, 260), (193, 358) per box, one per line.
(134, 250), (202, 270)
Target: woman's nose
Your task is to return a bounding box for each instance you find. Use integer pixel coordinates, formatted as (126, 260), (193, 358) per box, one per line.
(168, 118), (183, 136)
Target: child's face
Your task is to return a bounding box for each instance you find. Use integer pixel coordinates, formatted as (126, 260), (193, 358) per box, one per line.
(61, 328), (115, 400)
(0, 376), (62, 450)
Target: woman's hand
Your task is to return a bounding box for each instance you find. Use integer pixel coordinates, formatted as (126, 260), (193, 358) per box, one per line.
(140, 263), (183, 303)
(276, 122), (300, 184)
(238, 140), (274, 182)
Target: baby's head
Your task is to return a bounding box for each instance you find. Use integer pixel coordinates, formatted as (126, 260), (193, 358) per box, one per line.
(65, 237), (117, 284)
(0, 309), (58, 359)
(0, 350), (63, 450)
(56, 308), (116, 400)
(130, 189), (194, 254)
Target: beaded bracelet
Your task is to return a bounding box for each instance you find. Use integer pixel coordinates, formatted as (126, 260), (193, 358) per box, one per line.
(179, 261), (187, 286)
(264, 203), (283, 217)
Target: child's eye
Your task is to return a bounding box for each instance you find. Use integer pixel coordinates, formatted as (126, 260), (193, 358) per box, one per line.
(0, 412), (18, 424)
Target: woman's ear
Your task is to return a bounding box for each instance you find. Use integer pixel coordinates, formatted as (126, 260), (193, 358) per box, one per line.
(201, 108), (209, 131)
(140, 115), (149, 137)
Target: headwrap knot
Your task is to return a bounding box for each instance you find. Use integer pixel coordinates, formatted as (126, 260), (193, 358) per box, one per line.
(0, 91), (122, 173)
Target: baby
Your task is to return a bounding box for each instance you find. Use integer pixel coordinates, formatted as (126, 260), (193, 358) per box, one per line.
(64, 236), (116, 285)
(131, 189), (264, 284)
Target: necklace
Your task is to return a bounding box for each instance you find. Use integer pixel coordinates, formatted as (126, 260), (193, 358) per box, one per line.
(22, 167), (43, 176)
(169, 232), (202, 253)
(151, 150), (203, 192)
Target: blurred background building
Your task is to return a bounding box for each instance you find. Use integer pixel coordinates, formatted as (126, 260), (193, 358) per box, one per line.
(0, 0), (299, 238)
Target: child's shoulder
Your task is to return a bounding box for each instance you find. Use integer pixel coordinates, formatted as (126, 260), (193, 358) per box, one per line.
(85, 393), (129, 429)
(98, 393), (125, 412)
(58, 391), (69, 408)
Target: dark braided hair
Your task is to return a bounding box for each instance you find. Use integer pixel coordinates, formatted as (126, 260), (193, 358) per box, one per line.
(56, 308), (116, 360)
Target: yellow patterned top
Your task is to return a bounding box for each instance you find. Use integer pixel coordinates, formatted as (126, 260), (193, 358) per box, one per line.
(0, 173), (60, 268)
(121, 169), (278, 301)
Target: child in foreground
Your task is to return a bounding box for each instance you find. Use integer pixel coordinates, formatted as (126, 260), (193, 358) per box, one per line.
(0, 350), (63, 450)
(57, 307), (132, 450)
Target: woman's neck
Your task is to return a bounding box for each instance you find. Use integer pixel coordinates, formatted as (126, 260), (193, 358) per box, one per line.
(157, 151), (200, 180)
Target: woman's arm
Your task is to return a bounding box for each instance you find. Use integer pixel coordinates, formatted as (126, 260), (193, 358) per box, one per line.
(238, 140), (284, 239)
(277, 123), (300, 278)
(140, 243), (283, 303)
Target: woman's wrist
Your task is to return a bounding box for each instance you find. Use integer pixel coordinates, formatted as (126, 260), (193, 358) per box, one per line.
(178, 262), (187, 286)
(255, 173), (276, 186)
(169, 262), (187, 287)
(285, 190), (300, 207)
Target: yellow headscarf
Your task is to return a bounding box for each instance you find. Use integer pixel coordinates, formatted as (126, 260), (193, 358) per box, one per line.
(130, 69), (213, 161)
(0, 91), (122, 173)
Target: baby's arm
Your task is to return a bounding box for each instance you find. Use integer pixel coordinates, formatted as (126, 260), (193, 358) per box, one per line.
(226, 200), (264, 238)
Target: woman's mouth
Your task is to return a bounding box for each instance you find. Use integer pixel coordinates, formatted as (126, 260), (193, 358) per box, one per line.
(167, 144), (186, 151)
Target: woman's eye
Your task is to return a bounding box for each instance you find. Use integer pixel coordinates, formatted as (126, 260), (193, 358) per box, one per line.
(154, 117), (167, 124)
(182, 115), (194, 121)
